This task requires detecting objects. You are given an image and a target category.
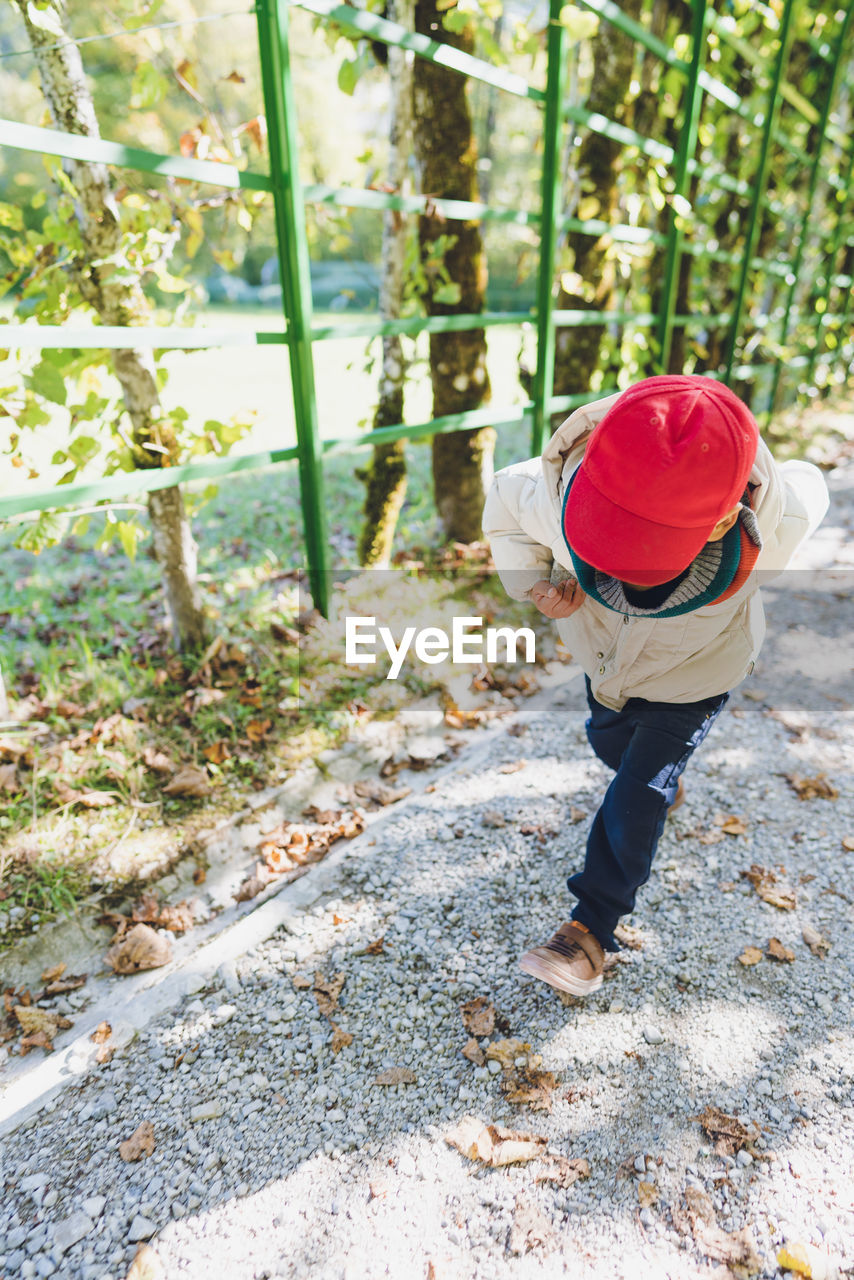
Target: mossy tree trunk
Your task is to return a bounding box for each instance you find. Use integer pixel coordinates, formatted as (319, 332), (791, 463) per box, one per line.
(413, 0), (493, 544)
(358, 0), (414, 568)
(552, 0), (642, 411)
(14, 0), (207, 651)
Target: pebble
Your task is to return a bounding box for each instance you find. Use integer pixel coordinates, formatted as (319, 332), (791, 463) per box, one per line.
(190, 1101), (225, 1122)
(52, 1212), (93, 1255)
(127, 1216), (156, 1244)
(642, 1026), (665, 1045)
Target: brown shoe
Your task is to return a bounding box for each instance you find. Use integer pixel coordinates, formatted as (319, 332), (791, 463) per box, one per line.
(519, 921), (605, 996)
(668, 776), (685, 815)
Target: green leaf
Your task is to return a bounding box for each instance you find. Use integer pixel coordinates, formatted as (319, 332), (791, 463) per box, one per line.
(0, 203), (24, 231)
(16, 511), (68, 554)
(558, 5), (599, 40)
(441, 9), (471, 33)
(67, 435), (100, 466)
(337, 58), (360, 95)
(27, 361), (67, 405)
(130, 62), (170, 109)
(116, 519), (144, 561)
(433, 282), (462, 305)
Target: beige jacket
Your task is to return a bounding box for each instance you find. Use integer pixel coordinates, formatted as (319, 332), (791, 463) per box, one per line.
(482, 392), (830, 710)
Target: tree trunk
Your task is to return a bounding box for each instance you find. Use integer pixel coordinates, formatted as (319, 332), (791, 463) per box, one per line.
(358, 0), (414, 568)
(414, 0), (493, 544)
(552, 0), (642, 410)
(14, 0), (207, 651)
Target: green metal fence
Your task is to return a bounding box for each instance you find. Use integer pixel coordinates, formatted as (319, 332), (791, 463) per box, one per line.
(1, 0), (852, 616)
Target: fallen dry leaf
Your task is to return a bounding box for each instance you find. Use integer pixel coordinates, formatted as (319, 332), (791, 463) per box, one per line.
(90, 1020), (114, 1064)
(785, 772), (838, 801)
(777, 1240), (837, 1279)
(203, 740), (230, 765)
(693, 1106), (757, 1156)
(445, 1116), (547, 1167)
(536, 1155), (590, 1187)
(105, 924), (173, 975)
(842, 836), (854, 852)
(684, 1186), (717, 1225)
(716, 814), (748, 836)
(40, 962), (67, 984)
(19, 1030), (56, 1055)
(119, 1120), (155, 1163)
(13, 1006), (72, 1039)
(802, 923), (831, 957)
(507, 1194), (553, 1255)
(163, 765), (211, 797)
(737, 946), (763, 967)
(484, 1039), (555, 1112)
(246, 718), (272, 743)
(499, 760), (527, 774)
(234, 864), (274, 902)
(313, 971), (345, 1018)
(460, 996), (495, 1038)
(56, 784), (116, 809)
(694, 1222), (760, 1271)
(637, 1181), (658, 1207)
(329, 1022), (352, 1055)
(461, 1037), (485, 1066)
(124, 1243), (165, 1280)
(292, 973), (312, 990)
(142, 747), (174, 774)
(352, 779), (412, 806)
(373, 1067), (417, 1086)
(767, 937), (795, 963)
(741, 864), (797, 910)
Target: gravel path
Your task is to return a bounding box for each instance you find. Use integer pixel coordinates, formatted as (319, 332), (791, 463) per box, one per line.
(1, 463), (852, 1280)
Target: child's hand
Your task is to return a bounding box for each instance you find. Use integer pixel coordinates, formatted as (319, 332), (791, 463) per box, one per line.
(530, 578), (585, 618)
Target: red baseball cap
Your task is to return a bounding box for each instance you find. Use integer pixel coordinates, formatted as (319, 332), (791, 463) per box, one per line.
(562, 375), (759, 586)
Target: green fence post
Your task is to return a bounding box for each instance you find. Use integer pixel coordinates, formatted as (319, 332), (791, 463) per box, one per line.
(256, 0), (330, 616)
(722, 0), (797, 386)
(805, 138), (854, 392)
(655, 0), (707, 374)
(531, 0), (569, 455)
(766, 4), (854, 417)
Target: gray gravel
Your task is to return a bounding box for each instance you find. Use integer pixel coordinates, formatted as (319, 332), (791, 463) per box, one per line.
(0, 465), (852, 1280)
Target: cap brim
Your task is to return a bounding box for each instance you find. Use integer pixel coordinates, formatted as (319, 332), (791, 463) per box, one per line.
(564, 466), (711, 587)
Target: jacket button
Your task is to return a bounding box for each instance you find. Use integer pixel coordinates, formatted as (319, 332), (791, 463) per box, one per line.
(596, 651), (604, 659)
(598, 665), (605, 674)
(623, 615), (630, 625)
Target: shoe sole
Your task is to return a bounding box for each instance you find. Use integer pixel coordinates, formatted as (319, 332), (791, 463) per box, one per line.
(519, 950), (603, 996)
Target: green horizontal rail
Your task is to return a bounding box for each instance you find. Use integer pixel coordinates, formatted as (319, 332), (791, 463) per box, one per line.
(293, 0), (543, 101)
(304, 182), (538, 226)
(0, 118), (272, 191)
(0, 445), (299, 518)
(0, 325), (287, 348)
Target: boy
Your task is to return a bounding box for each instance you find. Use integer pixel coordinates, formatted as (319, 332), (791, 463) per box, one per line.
(482, 375), (829, 998)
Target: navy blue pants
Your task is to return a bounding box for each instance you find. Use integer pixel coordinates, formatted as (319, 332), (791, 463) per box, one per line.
(569, 676), (729, 951)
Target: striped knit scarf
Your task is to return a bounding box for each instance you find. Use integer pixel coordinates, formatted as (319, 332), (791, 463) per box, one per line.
(561, 474), (763, 619)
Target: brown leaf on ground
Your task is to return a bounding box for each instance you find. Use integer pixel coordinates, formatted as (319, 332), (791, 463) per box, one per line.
(638, 1181), (658, 1207)
(329, 1022), (352, 1055)
(0, 763), (20, 792)
(105, 924), (173, 975)
(502, 1065), (556, 1112)
(693, 1106), (758, 1156)
(460, 996), (495, 1038)
(536, 1156), (590, 1187)
(785, 772), (838, 801)
(292, 973), (312, 990)
(353, 779), (412, 806)
(461, 1037), (485, 1066)
(19, 1030), (56, 1055)
(203, 740), (230, 765)
(13, 1006), (72, 1040)
(90, 1021), (112, 1044)
(694, 1222), (761, 1271)
(507, 1194), (554, 1255)
(715, 814), (748, 836)
(56, 784), (117, 808)
(614, 923), (645, 950)
(54, 698), (86, 719)
(246, 718), (272, 743)
(142, 747), (174, 775)
(684, 1186), (717, 1225)
(162, 765), (211, 797)
(802, 923), (831, 957)
(767, 937), (795, 963)
(842, 836), (854, 852)
(363, 937), (385, 955)
(499, 760), (527, 774)
(40, 962), (67, 984)
(313, 971), (345, 1018)
(118, 1120), (155, 1162)
(518, 822), (558, 843)
(445, 1116), (548, 1166)
(740, 864), (797, 910)
(373, 1067), (417, 1085)
(737, 946), (763, 967)
(234, 865), (274, 902)
(157, 902), (196, 934)
(125, 1242), (166, 1280)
